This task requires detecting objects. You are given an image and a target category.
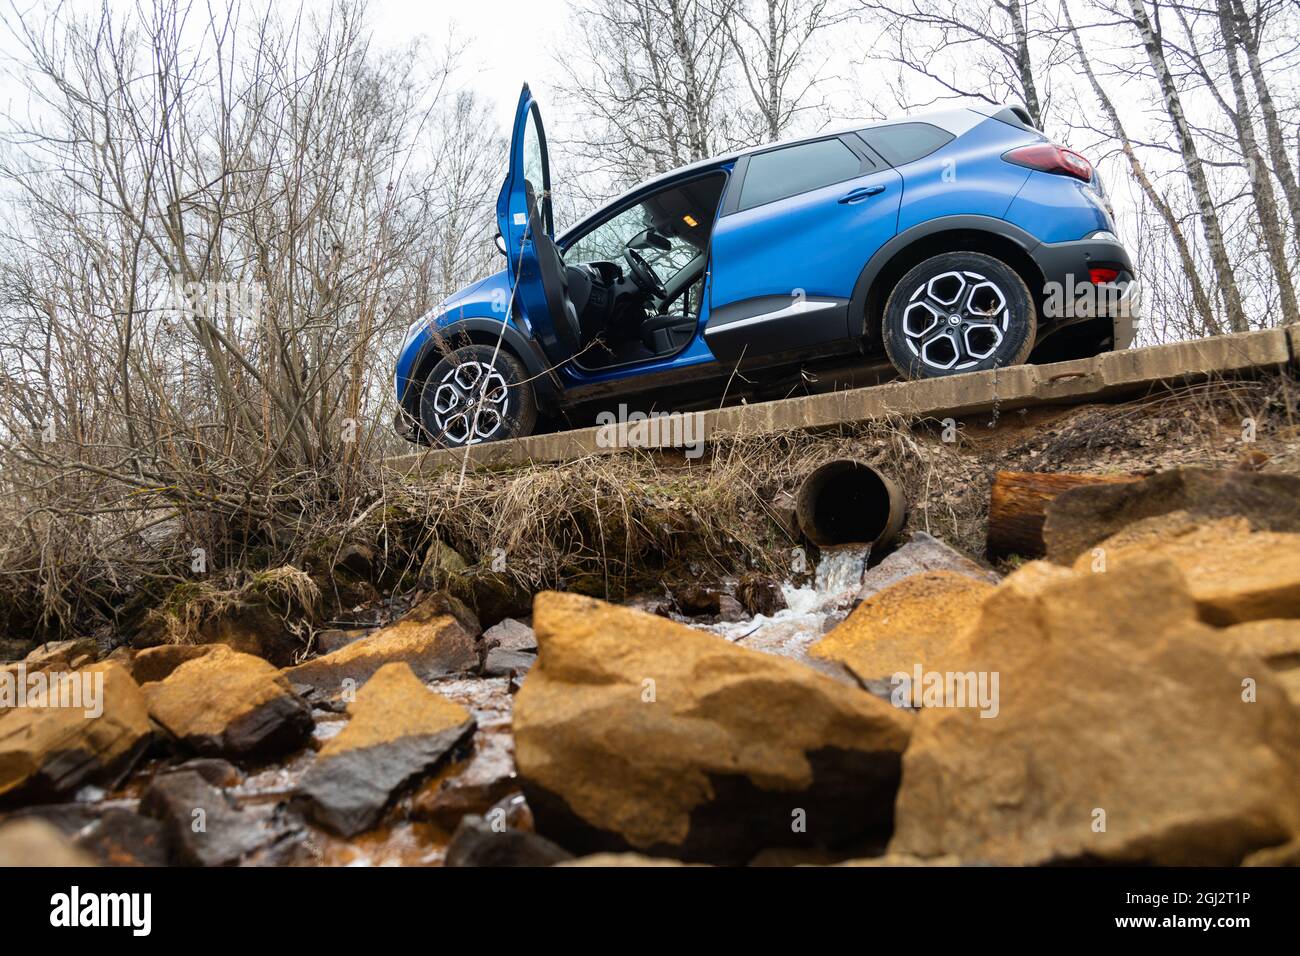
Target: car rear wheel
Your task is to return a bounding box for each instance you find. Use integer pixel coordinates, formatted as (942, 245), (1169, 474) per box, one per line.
(419, 344), (537, 448)
(881, 252), (1036, 380)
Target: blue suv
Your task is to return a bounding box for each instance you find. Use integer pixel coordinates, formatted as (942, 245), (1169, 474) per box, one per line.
(396, 85), (1137, 447)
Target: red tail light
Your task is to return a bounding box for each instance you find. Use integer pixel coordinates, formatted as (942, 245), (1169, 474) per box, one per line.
(1089, 267), (1120, 284)
(1003, 143), (1093, 182)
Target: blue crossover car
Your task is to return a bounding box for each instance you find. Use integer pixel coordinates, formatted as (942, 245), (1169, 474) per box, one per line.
(396, 84), (1137, 447)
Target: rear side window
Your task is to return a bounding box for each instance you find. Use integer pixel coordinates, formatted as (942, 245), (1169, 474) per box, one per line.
(858, 122), (954, 166)
(738, 138), (862, 211)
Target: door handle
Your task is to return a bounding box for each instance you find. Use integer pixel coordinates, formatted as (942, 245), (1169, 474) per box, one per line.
(838, 184), (886, 203)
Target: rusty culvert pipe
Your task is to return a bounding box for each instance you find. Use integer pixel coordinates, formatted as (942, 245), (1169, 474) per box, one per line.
(795, 459), (908, 548)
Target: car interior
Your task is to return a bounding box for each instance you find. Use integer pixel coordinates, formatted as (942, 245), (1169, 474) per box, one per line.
(560, 172), (728, 370)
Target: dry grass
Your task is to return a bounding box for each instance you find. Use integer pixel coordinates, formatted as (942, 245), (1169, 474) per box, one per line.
(0, 372), (1294, 650)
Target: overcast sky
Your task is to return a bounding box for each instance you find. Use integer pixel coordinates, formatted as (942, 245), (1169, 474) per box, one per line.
(371, 0), (569, 132)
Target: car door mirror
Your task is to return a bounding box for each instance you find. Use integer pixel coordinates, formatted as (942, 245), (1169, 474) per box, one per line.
(494, 232), (507, 257)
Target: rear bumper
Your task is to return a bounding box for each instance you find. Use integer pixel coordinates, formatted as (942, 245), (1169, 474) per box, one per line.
(1030, 236), (1140, 349)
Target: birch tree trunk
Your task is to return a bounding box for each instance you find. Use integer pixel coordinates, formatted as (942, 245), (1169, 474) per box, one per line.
(1231, 0), (1300, 255)
(1125, 0), (1249, 332)
(1215, 0), (1298, 324)
(1062, 1), (1220, 336)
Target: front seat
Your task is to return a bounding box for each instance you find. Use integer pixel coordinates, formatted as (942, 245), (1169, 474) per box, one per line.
(642, 312), (697, 354)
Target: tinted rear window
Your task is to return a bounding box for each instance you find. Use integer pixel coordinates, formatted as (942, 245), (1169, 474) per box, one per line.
(738, 138), (862, 210)
(858, 122), (954, 166)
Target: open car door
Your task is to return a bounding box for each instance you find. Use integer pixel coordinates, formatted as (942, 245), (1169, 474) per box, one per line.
(496, 84), (581, 364)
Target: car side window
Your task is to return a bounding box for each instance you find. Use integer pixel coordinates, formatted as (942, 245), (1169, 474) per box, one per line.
(857, 123), (954, 167)
(737, 138), (863, 211)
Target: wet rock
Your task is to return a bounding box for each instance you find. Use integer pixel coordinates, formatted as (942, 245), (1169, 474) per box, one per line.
(411, 732), (517, 830)
(0, 662), (153, 804)
(621, 592), (674, 617)
(444, 812), (573, 867)
(482, 618), (536, 653)
(314, 628), (369, 655)
(321, 573), (381, 615)
(856, 531), (999, 603)
(284, 591), (478, 693)
(24, 638), (98, 672)
(168, 757), (242, 788)
(1043, 468), (1300, 565)
(418, 539), (470, 586)
(141, 770), (278, 866)
(143, 645), (312, 761)
(452, 570), (532, 628)
(514, 592), (912, 864)
(0, 818), (96, 866)
(294, 662), (475, 837)
(75, 808), (171, 867)
(736, 573), (787, 617)
(1070, 517), (1300, 625)
(334, 543), (375, 578)
(717, 593), (747, 623)
(811, 571), (995, 682)
(483, 646), (536, 677)
(190, 603), (308, 668)
(673, 582), (722, 616)
(130, 644), (216, 684)
(890, 560), (1300, 865)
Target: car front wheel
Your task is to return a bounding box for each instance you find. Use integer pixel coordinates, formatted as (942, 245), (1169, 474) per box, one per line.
(418, 344), (537, 448)
(881, 252), (1036, 380)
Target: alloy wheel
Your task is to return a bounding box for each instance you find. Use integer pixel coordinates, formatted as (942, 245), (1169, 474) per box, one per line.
(901, 270), (1011, 372)
(428, 359), (510, 445)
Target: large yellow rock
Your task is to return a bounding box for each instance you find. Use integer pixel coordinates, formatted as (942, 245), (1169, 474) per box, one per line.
(284, 595), (478, 692)
(810, 571), (995, 681)
(514, 592), (912, 864)
(0, 819), (97, 866)
(144, 645), (312, 760)
(1211, 618), (1300, 707)
(1073, 517), (1300, 624)
(295, 662), (475, 836)
(891, 560), (1300, 865)
(1, 662), (152, 802)
(1044, 468), (1300, 564)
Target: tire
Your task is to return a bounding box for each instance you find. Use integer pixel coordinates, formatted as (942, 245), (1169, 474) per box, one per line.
(881, 252), (1036, 380)
(418, 344), (538, 448)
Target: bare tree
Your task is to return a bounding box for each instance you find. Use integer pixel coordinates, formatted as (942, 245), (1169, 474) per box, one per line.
(1120, 0), (1250, 331)
(724, 0), (839, 142)
(554, 0), (738, 199)
(1229, 0), (1300, 255)
(855, 0), (1067, 129)
(1061, 0), (1221, 336)
(0, 0), (500, 632)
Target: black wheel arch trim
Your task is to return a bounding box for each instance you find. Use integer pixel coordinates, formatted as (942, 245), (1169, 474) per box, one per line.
(398, 317), (559, 415)
(849, 214), (1135, 347)
(848, 215), (1043, 341)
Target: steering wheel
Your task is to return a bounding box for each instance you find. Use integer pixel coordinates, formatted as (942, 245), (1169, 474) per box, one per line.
(623, 247), (667, 298)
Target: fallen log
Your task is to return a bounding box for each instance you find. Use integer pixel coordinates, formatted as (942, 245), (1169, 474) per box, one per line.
(987, 471), (1142, 558)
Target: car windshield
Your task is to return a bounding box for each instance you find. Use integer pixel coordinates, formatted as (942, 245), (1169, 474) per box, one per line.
(563, 173), (727, 284)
